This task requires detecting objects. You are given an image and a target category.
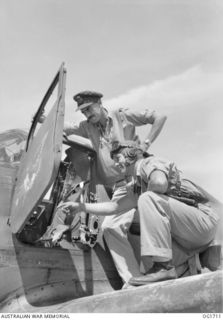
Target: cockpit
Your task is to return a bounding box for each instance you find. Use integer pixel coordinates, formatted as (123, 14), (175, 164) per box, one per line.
(8, 64), (101, 251)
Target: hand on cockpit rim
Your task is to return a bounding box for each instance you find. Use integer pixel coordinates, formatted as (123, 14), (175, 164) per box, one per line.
(63, 131), (68, 140)
(51, 224), (70, 245)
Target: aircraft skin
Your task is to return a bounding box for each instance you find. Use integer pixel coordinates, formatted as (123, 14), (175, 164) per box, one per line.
(0, 64), (222, 313)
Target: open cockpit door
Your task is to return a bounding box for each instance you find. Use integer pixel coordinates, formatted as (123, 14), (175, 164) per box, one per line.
(10, 64), (66, 234)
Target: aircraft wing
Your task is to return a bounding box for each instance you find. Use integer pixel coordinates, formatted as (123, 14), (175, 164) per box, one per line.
(1, 270), (221, 313)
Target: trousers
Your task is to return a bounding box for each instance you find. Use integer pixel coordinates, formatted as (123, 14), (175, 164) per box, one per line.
(102, 188), (219, 283)
(101, 186), (140, 282)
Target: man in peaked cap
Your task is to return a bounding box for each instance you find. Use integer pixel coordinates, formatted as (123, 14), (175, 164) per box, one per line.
(65, 90), (167, 190)
(64, 89), (167, 285)
(74, 91), (103, 112)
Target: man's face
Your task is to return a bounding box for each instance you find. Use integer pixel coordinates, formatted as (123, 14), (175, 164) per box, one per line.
(113, 152), (127, 174)
(81, 102), (102, 124)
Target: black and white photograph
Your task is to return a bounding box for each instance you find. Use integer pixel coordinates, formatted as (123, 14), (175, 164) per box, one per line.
(0, 0), (222, 316)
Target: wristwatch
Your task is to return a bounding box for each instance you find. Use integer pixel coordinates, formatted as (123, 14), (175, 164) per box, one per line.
(144, 138), (151, 147)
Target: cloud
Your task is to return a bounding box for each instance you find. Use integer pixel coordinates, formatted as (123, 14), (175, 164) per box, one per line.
(105, 65), (223, 114)
(103, 65), (223, 201)
(181, 148), (223, 201)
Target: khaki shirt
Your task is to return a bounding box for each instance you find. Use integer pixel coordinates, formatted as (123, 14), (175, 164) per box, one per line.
(64, 107), (156, 187)
(134, 156), (180, 193)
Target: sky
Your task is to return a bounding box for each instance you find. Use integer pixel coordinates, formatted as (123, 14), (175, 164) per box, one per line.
(1, 0), (223, 200)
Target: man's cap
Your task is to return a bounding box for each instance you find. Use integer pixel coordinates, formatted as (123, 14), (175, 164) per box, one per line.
(110, 140), (139, 158)
(73, 91), (103, 111)
(110, 140), (151, 160)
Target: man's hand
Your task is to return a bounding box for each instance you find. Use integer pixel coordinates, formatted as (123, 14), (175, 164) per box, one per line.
(51, 224), (70, 245)
(141, 138), (151, 154)
(126, 178), (135, 192)
(57, 201), (84, 213)
(63, 131), (68, 140)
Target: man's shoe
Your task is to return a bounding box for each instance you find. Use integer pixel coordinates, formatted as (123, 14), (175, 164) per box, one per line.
(129, 262), (177, 286)
(199, 245), (222, 271)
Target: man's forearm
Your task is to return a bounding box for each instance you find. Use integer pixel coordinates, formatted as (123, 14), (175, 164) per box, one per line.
(80, 201), (118, 216)
(147, 114), (167, 143)
(63, 123), (81, 136)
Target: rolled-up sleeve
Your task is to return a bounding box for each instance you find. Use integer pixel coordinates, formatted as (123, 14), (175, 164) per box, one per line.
(140, 158), (181, 189)
(119, 107), (156, 126)
(141, 157), (170, 181)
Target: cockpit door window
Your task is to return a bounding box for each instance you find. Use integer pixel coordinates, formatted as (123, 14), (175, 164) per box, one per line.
(10, 64), (66, 234)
